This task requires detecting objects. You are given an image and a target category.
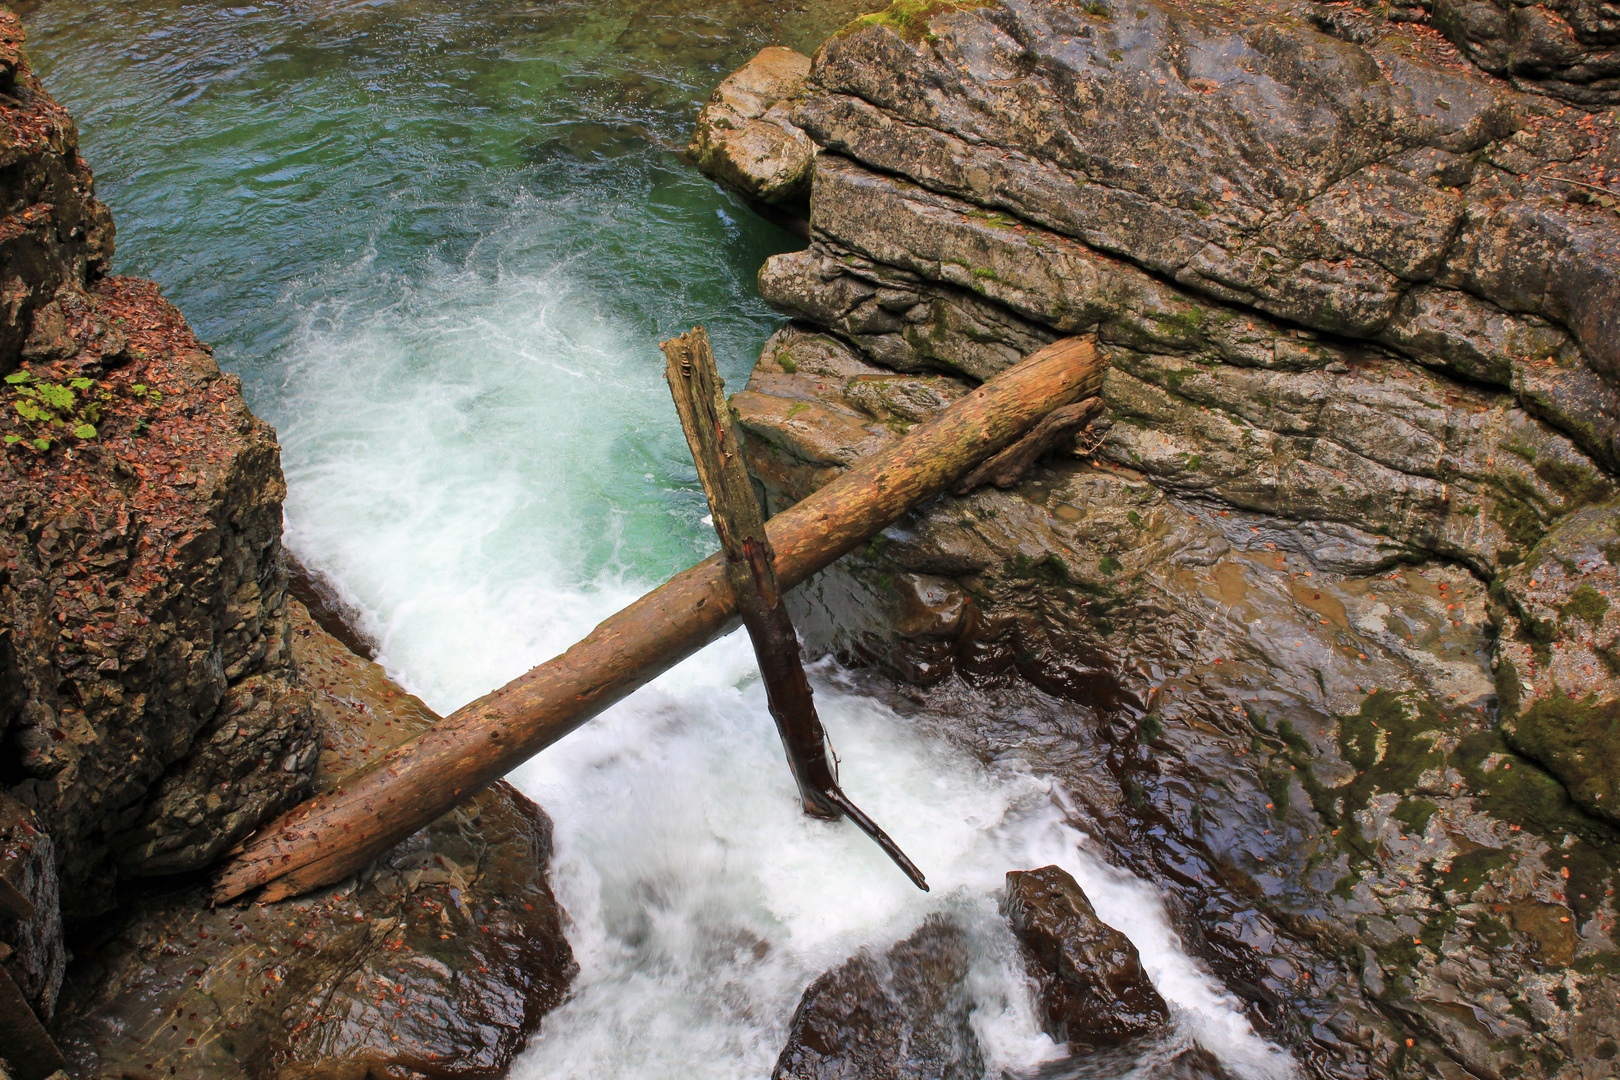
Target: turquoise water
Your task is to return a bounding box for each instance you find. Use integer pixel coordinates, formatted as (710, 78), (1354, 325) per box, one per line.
(24, 4), (1297, 1078)
(27, 0), (823, 608)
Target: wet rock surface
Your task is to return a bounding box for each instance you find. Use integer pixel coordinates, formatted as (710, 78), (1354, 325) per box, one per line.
(1347, 0), (1620, 106)
(1004, 865), (1169, 1047)
(702, 0), (1620, 1075)
(750, 324), (1620, 1079)
(1495, 496), (1620, 824)
(0, 793), (61, 1022)
(773, 915), (984, 1080)
(50, 600), (577, 1080)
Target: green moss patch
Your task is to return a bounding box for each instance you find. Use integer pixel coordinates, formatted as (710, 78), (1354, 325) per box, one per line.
(840, 0), (995, 42)
(1534, 458), (1613, 508)
(1503, 693), (1620, 825)
(1337, 690), (1446, 822)
(1563, 583), (1611, 623)
(1436, 846), (1511, 895)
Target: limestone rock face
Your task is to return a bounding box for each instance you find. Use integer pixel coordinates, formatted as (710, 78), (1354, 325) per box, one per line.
(773, 915), (983, 1080)
(51, 601), (577, 1080)
(1003, 866), (1169, 1046)
(776, 0), (1620, 473)
(1364, 0), (1620, 106)
(689, 46), (817, 205)
(0, 276), (317, 916)
(0, 10), (115, 377)
(713, 0), (1620, 1075)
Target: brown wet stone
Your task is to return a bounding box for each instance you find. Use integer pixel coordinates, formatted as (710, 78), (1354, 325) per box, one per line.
(773, 915), (984, 1080)
(49, 601), (576, 1080)
(1004, 865), (1170, 1047)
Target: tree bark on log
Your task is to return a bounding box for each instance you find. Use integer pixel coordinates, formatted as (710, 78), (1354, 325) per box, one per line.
(954, 396), (1105, 495)
(662, 327), (927, 890)
(213, 336), (1103, 904)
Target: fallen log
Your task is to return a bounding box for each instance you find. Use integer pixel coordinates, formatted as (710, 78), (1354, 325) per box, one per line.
(213, 336), (1103, 904)
(663, 327), (927, 890)
(954, 396), (1105, 495)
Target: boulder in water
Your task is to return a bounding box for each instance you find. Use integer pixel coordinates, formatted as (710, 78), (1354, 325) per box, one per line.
(774, 914), (984, 1080)
(689, 46), (817, 206)
(1004, 866), (1170, 1047)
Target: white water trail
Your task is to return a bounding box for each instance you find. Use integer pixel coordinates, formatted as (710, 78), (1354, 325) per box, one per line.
(274, 247), (1298, 1080)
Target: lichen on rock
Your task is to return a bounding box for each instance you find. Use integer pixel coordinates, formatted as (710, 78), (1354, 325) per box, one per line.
(689, 46), (818, 206)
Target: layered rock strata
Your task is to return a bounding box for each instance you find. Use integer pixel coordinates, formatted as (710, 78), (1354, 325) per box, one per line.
(697, 2), (1620, 1076)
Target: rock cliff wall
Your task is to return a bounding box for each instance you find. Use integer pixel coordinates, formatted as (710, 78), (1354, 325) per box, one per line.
(699, 2), (1620, 1076)
(0, 11), (318, 1030)
(0, 17), (575, 1071)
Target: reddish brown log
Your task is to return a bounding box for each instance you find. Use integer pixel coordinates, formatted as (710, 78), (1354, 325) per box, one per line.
(954, 396), (1105, 494)
(213, 336), (1103, 904)
(663, 327), (927, 890)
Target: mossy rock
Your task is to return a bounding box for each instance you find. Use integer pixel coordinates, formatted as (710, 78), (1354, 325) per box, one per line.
(1505, 693), (1620, 825)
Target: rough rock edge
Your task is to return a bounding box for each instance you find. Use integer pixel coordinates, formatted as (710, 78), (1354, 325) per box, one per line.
(50, 600), (578, 1080)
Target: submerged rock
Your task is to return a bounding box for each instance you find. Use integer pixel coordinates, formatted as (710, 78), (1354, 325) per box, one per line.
(774, 915), (983, 1080)
(1003, 866), (1169, 1047)
(51, 600), (576, 1080)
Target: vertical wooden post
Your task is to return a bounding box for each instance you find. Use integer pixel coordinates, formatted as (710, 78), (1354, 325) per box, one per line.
(662, 328), (927, 891)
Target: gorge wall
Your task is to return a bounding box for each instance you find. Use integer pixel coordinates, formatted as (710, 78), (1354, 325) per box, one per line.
(0, 12), (575, 1077)
(698, 1), (1620, 1077)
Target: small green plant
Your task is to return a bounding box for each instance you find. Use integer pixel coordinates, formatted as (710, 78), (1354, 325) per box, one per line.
(4, 371), (161, 451)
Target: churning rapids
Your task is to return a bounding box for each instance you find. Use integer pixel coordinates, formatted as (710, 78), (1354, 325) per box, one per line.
(26, 2), (1299, 1077)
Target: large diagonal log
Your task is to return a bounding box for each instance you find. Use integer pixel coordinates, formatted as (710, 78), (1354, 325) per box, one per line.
(213, 336), (1102, 904)
(663, 327), (927, 890)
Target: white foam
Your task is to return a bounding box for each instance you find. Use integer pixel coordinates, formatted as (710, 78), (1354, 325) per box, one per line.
(272, 213), (1297, 1080)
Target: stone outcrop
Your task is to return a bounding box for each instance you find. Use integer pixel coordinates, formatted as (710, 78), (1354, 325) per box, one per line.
(773, 915), (983, 1080)
(0, 10), (113, 376)
(689, 46), (817, 206)
(1003, 865), (1169, 1047)
(0, 272), (318, 921)
(1495, 496), (1620, 823)
(50, 601), (577, 1080)
(695, 1), (1620, 1076)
